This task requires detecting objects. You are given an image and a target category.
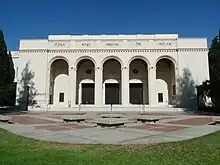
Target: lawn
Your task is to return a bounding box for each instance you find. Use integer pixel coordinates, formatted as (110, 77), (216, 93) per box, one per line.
(0, 128), (220, 165)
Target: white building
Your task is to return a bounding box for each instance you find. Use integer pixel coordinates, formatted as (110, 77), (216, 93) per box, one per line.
(11, 34), (210, 111)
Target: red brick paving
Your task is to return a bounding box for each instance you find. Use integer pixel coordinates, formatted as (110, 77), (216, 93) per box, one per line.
(35, 123), (91, 131)
(138, 113), (173, 116)
(35, 125), (73, 131)
(148, 125), (186, 132)
(159, 117), (176, 120)
(130, 124), (186, 132)
(128, 118), (137, 121)
(12, 116), (57, 125)
(60, 123), (91, 129)
(167, 117), (213, 125)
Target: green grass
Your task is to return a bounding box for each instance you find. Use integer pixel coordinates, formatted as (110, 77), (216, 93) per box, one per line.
(0, 128), (220, 165)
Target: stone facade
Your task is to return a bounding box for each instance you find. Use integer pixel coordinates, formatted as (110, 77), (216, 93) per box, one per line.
(11, 34), (210, 111)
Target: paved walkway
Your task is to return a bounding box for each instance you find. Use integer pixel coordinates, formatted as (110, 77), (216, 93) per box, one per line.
(1, 111), (220, 144)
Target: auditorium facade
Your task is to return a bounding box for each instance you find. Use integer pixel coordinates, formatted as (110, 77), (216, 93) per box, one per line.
(11, 34), (210, 111)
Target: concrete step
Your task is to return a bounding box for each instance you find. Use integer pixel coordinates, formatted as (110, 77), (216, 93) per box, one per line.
(29, 106), (185, 112)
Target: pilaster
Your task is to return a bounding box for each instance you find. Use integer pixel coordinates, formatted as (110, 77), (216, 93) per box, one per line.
(148, 66), (156, 106)
(72, 67), (77, 106)
(68, 67), (75, 107)
(95, 67), (103, 105)
(122, 67), (129, 106)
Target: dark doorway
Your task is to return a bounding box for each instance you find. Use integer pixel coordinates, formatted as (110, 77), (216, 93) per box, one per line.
(81, 83), (94, 104)
(130, 83), (143, 104)
(158, 93), (163, 103)
(105, 83), (119, 104)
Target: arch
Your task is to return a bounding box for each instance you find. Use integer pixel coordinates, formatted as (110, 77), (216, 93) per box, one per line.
(128, 55), (150, 67)
(156, 56), (176, 105)
(155, 55), (177, 67)
(76, 57), (95, 105)
(80, 79), (94, 84)
(156, 79), (169, 104)
(49, 56), (70, 68)
(101, 55), (123, 67)
(102, 57), (122, 105)
(129, 79), (142, 84)
(104, 79), (119, 84)
(74, 56), (97, 68)
(129, 58), (149, 105)
(49, 57), (69, 106)
(156, 79), (168, 87)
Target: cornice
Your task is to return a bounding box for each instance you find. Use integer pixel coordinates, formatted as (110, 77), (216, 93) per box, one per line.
(19, 48), (208, 53)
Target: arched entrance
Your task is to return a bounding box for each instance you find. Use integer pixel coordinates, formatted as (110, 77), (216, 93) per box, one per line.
(103, 59), (121, 104)
(49, 59), (69, 105)
(156, 58), (176, 105)
(76, 59), (95, 105)
(129, 59), (149, 104)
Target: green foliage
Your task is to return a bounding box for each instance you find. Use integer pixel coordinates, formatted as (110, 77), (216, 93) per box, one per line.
(0, 30), (15, 85)
(17, 62), (37, 106)
(199, 30), (220, 107)
(0, 30), (16, 106)
(0, 128), (220, 165)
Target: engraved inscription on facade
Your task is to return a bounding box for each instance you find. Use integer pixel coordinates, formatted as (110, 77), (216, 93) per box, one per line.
(53, 42), (67, 47)
(81, 43), (91, 46)
(157, 42), (172, 46)
(105, 43), (119, 46)
(136, 42), (142, 46)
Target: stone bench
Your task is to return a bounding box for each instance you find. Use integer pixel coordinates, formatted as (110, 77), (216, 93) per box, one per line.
(209, 120), (220, 125)
(63, 116), (86, 123)
(101, 114), (124, 119)
(137, 117), (159, 124)
(95, 118), (126, 128)
(96, 121), (125, 128)
(0, 115), (12, 123)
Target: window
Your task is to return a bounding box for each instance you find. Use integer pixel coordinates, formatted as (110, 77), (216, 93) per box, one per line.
(49, 94), (53, 104)
(158, 93), (163, 103)
(59, 93), (64, 102)
(172, 85), (176, 96)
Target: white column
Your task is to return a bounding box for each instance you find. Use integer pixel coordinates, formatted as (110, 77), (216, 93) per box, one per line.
(175, 66), (179, 105)
(122, 67), (129, 106)
(45, 66), (50, 110)
(72, 67), (77, 106)
(68, 67), (73, 107)
(95, 67), (103, 106)
(149, 66), (157, 106)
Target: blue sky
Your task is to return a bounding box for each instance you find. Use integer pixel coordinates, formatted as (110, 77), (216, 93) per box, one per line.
(2, 0), (220, 50)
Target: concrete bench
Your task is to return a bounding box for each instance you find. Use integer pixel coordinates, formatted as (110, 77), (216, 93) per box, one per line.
(96, 121), (125, 128)
(137, 117), (159, 124)
(63, 117), (86, 123)
(209, 120), (220, 125)
(95, 118), (126, 128)
(0, 115), (12, 123)
(101, 114), (124, 118)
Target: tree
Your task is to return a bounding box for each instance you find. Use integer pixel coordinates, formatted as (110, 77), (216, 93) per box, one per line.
(199, 30), (220, 107)
(0, 30), (16, 106)
(0, 30), (15, 85)
(17, 62), (37, 106)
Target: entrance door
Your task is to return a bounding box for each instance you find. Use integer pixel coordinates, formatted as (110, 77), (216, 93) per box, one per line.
(105, 83), (119, 104)
(130, 83), (143, 104)
(81, 83), (94, 104)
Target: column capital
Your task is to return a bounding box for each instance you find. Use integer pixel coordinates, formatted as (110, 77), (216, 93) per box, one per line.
(148, 66), (156, 71)
(95, 67), (103, 70)
(121, 66), (129, 70)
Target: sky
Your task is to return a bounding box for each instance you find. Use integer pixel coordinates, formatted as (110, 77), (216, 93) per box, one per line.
(2, 0), (220, 50)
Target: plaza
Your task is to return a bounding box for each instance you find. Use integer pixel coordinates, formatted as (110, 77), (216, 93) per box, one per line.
(11, 34), (210, 111)
(1, 111), (220, 144)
